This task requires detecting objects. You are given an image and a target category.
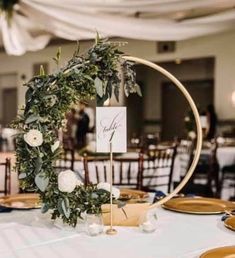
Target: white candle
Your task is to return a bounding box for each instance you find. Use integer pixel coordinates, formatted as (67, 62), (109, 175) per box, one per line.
(141, 221), (156, 233)
(88, 223), (101, 236)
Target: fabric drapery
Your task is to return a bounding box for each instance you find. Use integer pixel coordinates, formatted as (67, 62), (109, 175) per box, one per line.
(1, 0), (235, 55)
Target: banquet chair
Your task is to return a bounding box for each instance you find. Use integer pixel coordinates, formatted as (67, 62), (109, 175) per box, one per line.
(141, 145), (177, 193)
(193, 140), (219, 195)
(177, 139), (194, 177)
(54, 148), (75, 172)
(220, 164), (235, 200)
(83, 154), (144, 189)
(178, 140), (219, 197)
(0, 158), (11, 195)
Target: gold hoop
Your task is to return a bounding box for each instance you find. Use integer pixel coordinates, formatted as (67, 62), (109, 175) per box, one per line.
(122, 56), (203, 208)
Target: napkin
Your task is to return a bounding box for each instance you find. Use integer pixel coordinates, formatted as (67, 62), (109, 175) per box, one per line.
(0, 205), (12, 213)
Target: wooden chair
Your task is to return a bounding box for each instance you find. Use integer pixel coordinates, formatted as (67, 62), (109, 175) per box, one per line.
(220, 164), (235, 200)
(83, 154), (144, 189)
(0, 158), (11, 195)
(177, 139), (195, 178)
(178, 140), (219, 197)
(141, 145), (177, 193)
(54, 148), (75, 172)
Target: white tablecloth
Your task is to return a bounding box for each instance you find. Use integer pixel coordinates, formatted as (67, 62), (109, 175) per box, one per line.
(0, 208), (234, 258)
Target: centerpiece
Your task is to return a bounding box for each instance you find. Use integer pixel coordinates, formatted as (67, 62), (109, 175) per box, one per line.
(12, 36), (141, 227)
(12, 35), (203, 230)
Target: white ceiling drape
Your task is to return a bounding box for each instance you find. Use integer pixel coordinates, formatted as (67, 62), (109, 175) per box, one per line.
(1, 0), (235, 55)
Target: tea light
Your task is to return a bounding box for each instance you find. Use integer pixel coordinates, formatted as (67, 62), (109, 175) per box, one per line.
(141, 221), (156, 233)
(88, 223), (102, 236)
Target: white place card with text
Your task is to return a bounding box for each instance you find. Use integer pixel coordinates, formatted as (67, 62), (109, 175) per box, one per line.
(96, 107), (127, 153)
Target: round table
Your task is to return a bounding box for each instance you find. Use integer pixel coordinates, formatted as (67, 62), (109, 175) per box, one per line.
(0, 208), (233, 258)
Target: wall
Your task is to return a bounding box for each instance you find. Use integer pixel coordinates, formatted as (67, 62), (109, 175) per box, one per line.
(0, 73), (17, 123)
(0, 30), (235, 122)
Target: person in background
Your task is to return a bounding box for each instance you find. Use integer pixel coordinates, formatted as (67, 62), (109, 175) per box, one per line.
(64, 108), (77, 149)
(76, 102), (90, 150)
(206, 104), (218, 140)
(84, 103), (95, 143)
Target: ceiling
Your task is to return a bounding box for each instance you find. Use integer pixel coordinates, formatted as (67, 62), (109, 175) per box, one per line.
(1, 0), (235, 55)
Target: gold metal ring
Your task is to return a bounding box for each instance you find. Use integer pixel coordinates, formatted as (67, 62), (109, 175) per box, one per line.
(122, 56), (203, 208)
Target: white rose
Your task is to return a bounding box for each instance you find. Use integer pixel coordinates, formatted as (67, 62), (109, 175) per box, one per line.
(188, 131), (196, 139)
(51, 140), (60, 152)
(97, 182), (120, 199)
(58, 170), (77, 193)
(24, 129), (43, 147)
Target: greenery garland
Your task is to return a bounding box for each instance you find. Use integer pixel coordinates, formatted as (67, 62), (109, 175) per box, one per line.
(12, 37), (140, 226)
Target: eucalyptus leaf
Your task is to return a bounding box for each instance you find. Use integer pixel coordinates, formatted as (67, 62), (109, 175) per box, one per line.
(34, 157), (43, 174)
(95, 77), (103, 98)
(25, 114), (40, 124)
(124, 85), (129, 97)
(135, 83), (142, 97)
(57, 199), (64, 215)
(117, 200), (127, 209)
(35, 172), (49, 192)
(114, 85), (120, 102)
(41, 203), (49, 213)
(18, 173), (26, 179)
(107, 80), (112, 98)
(61, 198), (70, 218)
(25, 88), (33, 103)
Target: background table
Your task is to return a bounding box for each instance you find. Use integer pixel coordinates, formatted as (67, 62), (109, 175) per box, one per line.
(0, 207), (234, 258)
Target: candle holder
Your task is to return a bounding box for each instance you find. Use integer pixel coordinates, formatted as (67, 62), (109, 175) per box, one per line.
(85, 213), (104, 236)
(139, 210), (158, 233)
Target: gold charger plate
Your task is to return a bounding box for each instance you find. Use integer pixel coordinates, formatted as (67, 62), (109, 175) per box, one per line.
(200, 246), (235, 258)
(224, 216), (235, 231)
(119, 189), (149, 202)
(0, 193), (41, 209)
(162, 197), (235, 214)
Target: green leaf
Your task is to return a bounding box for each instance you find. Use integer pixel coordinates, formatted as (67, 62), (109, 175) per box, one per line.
(34, 157), (42, 174)
(57, 199), (63, 215)
(114, 85), (119, 102)
(35, 172), (49, 192)
(117, 200), (127, 209)
(18, 173), (26, 179)
(107, 80), (112, 98)
(124, 85), (129, 97)
(25, 114), (40, 124)
(61, 198), (70, 218)
(40, 65), (45, 76)
(25, 88), (33, 103)
(135, 83), (142, 97)
(41, 203), (49, 213)
(95, 77), (103, 98)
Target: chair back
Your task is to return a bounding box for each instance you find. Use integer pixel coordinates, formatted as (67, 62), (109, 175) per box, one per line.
(141, 145), (177, 193)
(54, 148), (75, 172)
(0, 158), (11, 195)
(177, 139), (194, 177)
(83, 154), (144, 189)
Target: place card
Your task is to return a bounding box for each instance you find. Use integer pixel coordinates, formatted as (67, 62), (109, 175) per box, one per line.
(96, 107), (127, 153)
